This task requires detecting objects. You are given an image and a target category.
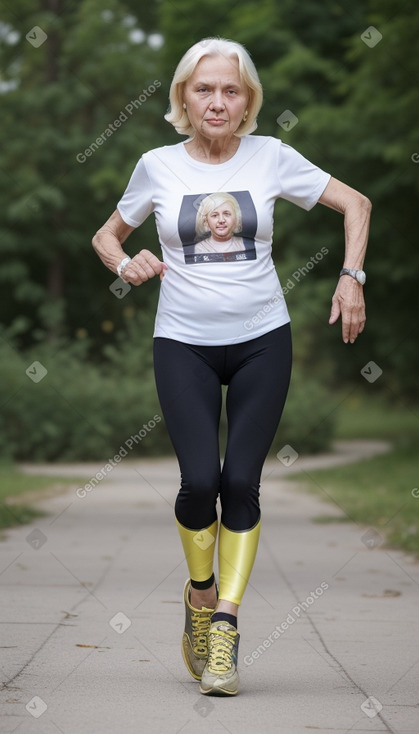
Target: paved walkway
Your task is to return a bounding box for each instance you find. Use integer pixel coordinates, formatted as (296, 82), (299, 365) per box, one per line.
(1, 441), (418, 733)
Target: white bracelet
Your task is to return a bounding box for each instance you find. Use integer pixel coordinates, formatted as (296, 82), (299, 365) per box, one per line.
(117, 256), (131, 278)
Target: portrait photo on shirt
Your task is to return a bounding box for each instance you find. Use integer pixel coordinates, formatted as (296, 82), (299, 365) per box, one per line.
(178, 190), (258, 264)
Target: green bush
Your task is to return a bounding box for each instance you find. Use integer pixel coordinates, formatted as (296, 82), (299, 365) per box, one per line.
(278, 367), (336, 454)
(0, 317), (172, 461)
(1, 316), (336, 462)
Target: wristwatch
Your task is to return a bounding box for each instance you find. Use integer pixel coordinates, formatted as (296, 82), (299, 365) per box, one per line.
(339, 267), (366, 285)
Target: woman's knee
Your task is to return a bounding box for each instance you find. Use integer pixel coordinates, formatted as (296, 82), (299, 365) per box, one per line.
(175, 470), (220, 528)
(221, 469), (259, 501)
(219, 471), (260, 530)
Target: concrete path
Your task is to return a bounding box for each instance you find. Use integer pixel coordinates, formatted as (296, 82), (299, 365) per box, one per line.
(1, 441), (418, 733)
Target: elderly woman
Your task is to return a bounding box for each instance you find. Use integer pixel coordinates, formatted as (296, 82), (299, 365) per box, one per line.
(92, 37), (370, 696)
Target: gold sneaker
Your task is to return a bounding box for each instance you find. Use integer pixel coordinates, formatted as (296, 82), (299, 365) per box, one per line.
(181, 580), (216, 680)
(200, 621), (240, 696)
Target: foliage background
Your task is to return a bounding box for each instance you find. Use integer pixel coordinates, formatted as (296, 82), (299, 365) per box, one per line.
(0, 0), (418, 460)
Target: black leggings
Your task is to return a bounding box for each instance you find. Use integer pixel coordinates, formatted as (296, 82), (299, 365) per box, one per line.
(153, 324), (292, 532)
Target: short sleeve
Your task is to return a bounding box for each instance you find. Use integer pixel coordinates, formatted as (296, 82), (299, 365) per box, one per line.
(277, 140), (331, 211)
(117, 156), (155, 227)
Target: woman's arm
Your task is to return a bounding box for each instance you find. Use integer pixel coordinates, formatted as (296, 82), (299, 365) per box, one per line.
(92, 209), (166, 284)
(318, 177), (372, 343)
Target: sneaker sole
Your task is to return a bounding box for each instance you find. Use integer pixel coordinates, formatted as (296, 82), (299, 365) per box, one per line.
(199, 683), (238, 696)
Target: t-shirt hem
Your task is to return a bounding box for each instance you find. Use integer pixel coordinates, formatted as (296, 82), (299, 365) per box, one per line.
(152, 318), (291, 346)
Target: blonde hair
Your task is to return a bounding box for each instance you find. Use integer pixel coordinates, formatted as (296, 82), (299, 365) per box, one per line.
(195, 193), (242, 238)
(164, 37), (263, 138)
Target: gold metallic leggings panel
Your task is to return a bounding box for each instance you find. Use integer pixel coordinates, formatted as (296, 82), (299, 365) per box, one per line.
(176, 517), (261, 606)
(175, 518), (218, 582)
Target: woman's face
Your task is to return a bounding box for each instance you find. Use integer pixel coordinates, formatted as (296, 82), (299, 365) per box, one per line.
(205, 202), (237, 241)
(183, 55), (249, 141)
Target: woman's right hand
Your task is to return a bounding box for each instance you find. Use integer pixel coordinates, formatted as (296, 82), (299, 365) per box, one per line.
(92, 210), (167, 284)
(121, 250), (167, 284)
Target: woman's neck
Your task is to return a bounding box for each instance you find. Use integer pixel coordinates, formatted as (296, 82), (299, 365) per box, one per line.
(184, 134), (241, 164)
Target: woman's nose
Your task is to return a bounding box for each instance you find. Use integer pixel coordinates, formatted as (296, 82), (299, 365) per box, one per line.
(210, 90), (224, 110)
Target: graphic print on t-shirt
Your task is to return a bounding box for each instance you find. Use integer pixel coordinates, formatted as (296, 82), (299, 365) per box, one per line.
(178, 191), (258, 264)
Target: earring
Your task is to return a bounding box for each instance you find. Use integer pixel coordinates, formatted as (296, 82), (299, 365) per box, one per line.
(243, 110), (248, 122)
(183, 103), (187, 110)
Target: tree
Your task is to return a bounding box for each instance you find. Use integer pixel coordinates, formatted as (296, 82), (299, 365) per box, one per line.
(286, 0), (419, 395)
(0, 0), (167, 345)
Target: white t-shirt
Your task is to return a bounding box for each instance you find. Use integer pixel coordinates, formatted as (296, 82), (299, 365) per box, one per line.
(117, 135), (330, 346)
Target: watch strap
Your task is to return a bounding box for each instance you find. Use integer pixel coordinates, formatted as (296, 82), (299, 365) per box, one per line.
(340, 267), (366, 284)
(117, 256), (132, 277)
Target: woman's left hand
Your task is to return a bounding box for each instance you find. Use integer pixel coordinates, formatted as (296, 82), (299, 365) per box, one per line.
(329, 276), (366, 343)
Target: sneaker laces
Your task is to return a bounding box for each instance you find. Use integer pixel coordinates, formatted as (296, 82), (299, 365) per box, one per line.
(207, 625), (237, 673)
(190, 609), (212, 655)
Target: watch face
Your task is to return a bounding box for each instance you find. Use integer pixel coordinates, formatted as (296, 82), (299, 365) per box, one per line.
(356, 270), (366, 284)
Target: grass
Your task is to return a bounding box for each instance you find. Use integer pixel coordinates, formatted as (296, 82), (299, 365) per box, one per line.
(334, 390), (419, 443)
(289, 390), (419, 557)
(0, 464), (85, 530)
(292, 448), (419, 555)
